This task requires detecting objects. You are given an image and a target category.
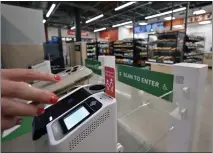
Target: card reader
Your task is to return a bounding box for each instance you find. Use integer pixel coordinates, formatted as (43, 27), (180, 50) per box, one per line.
(33, 84), (117, 152)
(32, 84), (105, 141)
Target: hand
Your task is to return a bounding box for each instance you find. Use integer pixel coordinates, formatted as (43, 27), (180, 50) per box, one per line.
(1, 69), (61, 130)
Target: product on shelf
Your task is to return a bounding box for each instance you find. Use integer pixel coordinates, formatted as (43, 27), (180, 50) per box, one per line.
(184, 34), (205, 63)
(87, 43), (97, 59)
(98, 42), (111, 55)
(148, 31), (184, 64)
(113, 39), (148, 67)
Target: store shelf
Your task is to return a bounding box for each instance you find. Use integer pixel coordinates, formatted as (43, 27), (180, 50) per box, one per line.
(114, 45), (133, 48)
(114, 50), (133, 53)
(148, 31), (184, 64)
(184, 53), (203, 57)
(114, 55), (133, 59)
(87, 42), (97, 59)
(146, 60), (174, 65)
(116, 62), (133, 66)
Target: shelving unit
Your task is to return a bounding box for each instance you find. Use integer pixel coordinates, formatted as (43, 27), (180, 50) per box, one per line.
(109, 41), (114, 55)
(113, 39), (148, 67)
(87, 42), (97, 60)
(134, 39), (148, 66)
(114, 40), (134, 65)
(98, 42), (111, 56)
(184, 34), (205, 63)
(147, 31), (185, 64)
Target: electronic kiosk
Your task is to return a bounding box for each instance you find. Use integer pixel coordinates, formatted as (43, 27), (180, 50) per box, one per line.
(32, 65), (93, 96)
(33, 84), (118, 152)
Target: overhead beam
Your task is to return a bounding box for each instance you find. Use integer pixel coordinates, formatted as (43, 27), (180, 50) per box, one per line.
(143, 5), (161, 14)
(61, 2), (102, 13)
(83, 2), (100, 13)
(81, 2), (151, 28)
(98, 2), (150, 22)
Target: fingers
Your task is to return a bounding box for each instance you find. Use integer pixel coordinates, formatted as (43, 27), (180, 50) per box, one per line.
(1, 68), (61, 82)
(2, 98), (44, 116)
(1, 116), (18, 131)
(2, 80), (59, 104)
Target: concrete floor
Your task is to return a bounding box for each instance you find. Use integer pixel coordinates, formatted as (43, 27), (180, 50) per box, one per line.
(2, 69), (212, 152)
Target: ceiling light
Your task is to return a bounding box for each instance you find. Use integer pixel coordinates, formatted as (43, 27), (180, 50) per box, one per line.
(125, 25), (133, 28)
(193, 9), (206, 15)
(112, 21), (132, 28)
(139, 22), (147, 25)
(86, 14), (104, 23)
(164, 16), (175, 20)
(71, 26), (75, 30)
(94, 27), (106, 32)
(199, 20), (211, 25)
(173, 25), (183, 28)
(114, 2), (136, 11)
(46, 3), (56, 18)
(173, 7), (186, 13)
(42, 19), (46, 23)
(145, 7), (186, 19)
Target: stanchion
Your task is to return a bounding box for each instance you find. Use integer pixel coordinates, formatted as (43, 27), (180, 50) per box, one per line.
(167, 63), (208, 152)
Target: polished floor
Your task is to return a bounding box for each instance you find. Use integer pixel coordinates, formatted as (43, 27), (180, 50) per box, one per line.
(87, 69), (212, 152)
(2, 69), (212, 152)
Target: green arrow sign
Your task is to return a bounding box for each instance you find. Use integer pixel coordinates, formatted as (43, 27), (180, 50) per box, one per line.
(118, 64), (174, 102)
(85, 59), (102, 75)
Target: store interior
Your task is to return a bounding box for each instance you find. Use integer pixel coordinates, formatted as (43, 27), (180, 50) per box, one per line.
(1, 1), (213, 152)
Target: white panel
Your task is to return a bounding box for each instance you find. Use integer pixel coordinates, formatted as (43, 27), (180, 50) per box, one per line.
(1, 4), (45, 44)
(187, 23), (212, 52)
(47, 27), (58, 41)
(118, 27), (133, 40)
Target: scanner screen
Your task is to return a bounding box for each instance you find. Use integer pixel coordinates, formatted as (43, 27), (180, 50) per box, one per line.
(63, 106), (90, 130)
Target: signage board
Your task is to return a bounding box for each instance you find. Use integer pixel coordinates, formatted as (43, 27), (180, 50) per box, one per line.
(188, 13), (212, 24)
(105, 66), (115, 98)
(67, 30), (89, 37)
(117, 64), (174, 102)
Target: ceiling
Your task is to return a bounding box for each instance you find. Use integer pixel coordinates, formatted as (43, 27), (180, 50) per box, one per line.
(2, 1), (212, 31)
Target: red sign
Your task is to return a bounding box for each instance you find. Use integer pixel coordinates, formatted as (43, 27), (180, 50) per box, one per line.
(99, 29), (118, 41)
(105, 66), (115, 98)
(67, 30), (89, 37)
(188, 13), (212, 24)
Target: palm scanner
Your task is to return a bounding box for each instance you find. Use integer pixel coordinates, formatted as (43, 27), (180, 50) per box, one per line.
(32, 84), (118, 152)
(32, 65), (93, 96)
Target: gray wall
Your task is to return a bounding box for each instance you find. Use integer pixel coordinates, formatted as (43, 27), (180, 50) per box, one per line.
(1, 4), (45, 44)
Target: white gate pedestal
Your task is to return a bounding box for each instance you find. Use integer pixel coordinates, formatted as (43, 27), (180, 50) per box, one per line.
(167, 63), (208, 152)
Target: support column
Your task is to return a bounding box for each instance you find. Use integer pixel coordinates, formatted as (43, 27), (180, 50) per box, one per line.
(182, 2), (190, 62)
(75, 7), (81, 41)
(44, 24), (49, 42)
(58, 28), (62, 37)
(170, 1), (174, 30)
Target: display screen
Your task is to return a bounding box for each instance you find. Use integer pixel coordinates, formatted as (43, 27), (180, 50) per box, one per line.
(134, 22), (164, 33)
(63, 106), (90, 130)
(152, 22), (164, 31)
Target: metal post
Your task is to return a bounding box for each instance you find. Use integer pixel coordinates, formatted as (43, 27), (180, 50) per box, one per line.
(170, 1), (174, 30)
(133, 13), (136, 65)
(133, 13), (135, 40)
(184, 2), (190, 36)
(182, 2), (190, 62)
(75, 7), (81, 41)
(44, 24), (49, 42)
